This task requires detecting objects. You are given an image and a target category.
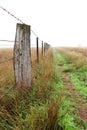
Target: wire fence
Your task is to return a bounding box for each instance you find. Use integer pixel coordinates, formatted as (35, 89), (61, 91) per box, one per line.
(0, 5), (50, 99)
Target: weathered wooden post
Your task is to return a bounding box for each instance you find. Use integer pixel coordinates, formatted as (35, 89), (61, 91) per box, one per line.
(46, 43), (50, 51)
(44, 43), (50, 52)
(14, 23), (31, 88)
(36, 37), (39, 62)
(44, 42), (46, 52)
(44, 42), (45, 52)
(42, 41), (44, 56)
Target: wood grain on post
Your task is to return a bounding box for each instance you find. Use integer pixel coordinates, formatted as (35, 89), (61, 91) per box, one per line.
(14, 23), (31, 88)
(36, 37), (39, 62)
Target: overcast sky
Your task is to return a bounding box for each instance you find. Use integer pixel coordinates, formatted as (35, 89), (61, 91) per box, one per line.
(0, 0), (87, 47)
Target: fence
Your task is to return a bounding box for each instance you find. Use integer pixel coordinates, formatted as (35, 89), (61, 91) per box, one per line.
(0, 5), (50, 99)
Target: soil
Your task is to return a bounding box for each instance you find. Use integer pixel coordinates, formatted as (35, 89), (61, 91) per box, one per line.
(62, 73), (87, 122)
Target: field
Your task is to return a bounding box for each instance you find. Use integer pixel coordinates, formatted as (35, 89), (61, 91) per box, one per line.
(0, 47), (87, 130)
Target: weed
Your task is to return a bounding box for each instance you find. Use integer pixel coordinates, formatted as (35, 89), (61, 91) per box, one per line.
(0, 48), (61, 130)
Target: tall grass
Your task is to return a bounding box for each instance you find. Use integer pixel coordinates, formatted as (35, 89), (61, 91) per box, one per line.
(57, 48), (87, 70)
(0, 48), (61, 130)
(0, 48), (14, 97)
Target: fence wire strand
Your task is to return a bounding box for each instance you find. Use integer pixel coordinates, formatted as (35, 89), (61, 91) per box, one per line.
(0, 5), (42, 41)
(0, 5), (24, 24)
(0, 40), (17, 42)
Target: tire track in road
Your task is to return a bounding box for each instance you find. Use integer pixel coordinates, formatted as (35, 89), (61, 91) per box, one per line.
(62, 70), (87, 122)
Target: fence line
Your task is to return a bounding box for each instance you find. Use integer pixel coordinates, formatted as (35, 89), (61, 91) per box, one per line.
(0, 5), (41, 40)
(0, 5), (24, 24)
(0, 5), (50, 47)
(0, 5), (51, 99)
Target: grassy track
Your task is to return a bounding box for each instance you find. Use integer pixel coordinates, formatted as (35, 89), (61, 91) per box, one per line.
(55, 48), (87, 129)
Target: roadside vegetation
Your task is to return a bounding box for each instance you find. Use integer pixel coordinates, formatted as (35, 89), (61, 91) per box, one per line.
(0, 47), (87, 130)
(0, 48), (62, 130)
(57, 48), (87, 129)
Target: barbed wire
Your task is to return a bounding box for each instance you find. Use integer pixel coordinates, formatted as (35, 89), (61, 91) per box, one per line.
(0, 40), (17, 42)
(0, 5), (24, 24)
(0, 58), (13, 64)
(0, 5), (43, 41)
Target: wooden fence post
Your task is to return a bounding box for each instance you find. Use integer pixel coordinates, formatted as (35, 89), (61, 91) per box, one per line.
(44, 42), (46, 52)
(44, 43), (50, 52)
(44, 42), (45, 52)
(42, 41), (43, 56)
(36, 37), (39, 62)
(14, 23), (31, 88)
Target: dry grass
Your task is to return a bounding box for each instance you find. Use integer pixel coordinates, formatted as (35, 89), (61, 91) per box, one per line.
(31, 47), (42, 63)
(57, 47), (87, 69)
(32, 49), (54, 101)
(0, 48), (14, 95)
(31, 47), (37, 62)
(0, 47), (60, 130)
(0, 47), (42, 95)
(62, 47), (87, 57)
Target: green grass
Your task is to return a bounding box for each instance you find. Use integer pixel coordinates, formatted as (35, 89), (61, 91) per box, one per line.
(70, 66), (87, 98)
(58, 48), (87, 99)
(55, 49), (87, 130)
